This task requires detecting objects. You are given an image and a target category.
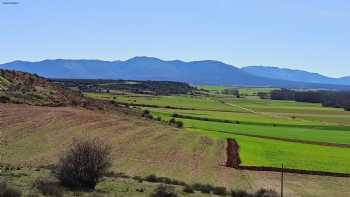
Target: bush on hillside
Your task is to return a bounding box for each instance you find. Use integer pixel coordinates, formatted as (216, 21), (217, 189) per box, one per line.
(230, 189), (251, 197)
(192, 183), (214, 194)
(151, 185), (178, 197)
(144, 175), (186, 186)
(56, 138), (112, 189)
(175, 120), (183, 128)
(33, 178), (63, 197)
(212, 186), (227, 196)
(0, 182), (22, 197)
(182, 185), (194, 193)
(168, 118), (176, 125)
(254, 188), (278, 197)
(142, 110), (153, 119)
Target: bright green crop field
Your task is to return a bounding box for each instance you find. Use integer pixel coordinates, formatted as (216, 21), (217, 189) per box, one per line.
(87, 90), (350, 174)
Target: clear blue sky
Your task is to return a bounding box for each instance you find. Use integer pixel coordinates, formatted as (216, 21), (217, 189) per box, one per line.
(1, 0), (350, 77)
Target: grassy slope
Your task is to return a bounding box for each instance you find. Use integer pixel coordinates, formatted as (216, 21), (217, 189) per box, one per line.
(1, 104), (350, 197)
(0, 168), (223, 197)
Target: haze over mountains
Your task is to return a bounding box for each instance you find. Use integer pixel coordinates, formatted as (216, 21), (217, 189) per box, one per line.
(242, 66), (350, 86)
(1, 56), (350, 90)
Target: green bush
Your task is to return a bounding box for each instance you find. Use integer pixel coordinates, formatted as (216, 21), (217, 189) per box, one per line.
(175, 121), (183, 128)
(151, 185), (178, 197)
(168, 118), (176, 125)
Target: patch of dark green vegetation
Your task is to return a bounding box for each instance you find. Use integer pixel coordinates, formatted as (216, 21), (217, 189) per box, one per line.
(52, 79), (196, 95)
(270, 89), (350, 111)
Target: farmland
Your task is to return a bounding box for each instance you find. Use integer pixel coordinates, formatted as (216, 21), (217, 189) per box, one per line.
(2, 71), (350, 197)
(2, 104), (350, 197)
(86, 88), (350, 174)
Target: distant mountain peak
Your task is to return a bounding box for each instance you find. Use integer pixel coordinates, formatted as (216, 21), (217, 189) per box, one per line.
(126, 56), (162, 62)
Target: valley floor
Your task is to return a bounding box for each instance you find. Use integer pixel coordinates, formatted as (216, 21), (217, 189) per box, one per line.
(1, 104), (350, 197)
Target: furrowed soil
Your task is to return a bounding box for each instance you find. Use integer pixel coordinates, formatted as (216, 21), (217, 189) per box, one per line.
(1, 104), (350, 197)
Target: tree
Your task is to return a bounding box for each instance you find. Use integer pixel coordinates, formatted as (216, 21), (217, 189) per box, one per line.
(56, 138), (112, 189)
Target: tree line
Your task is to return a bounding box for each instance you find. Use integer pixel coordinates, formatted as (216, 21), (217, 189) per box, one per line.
(269, 89), (350, 111)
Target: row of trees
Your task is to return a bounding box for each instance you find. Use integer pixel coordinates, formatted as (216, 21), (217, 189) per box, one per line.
(53, 79), (196, 95)
(270, 89), (350, 111)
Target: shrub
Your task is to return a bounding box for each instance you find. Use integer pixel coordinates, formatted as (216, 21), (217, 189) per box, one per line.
(182, 185), (194, 193)
(175, 121), (183, 128)
(0, 182), (22, 197)
(132, 176), (144, 183)
(254, 188), (278, 197)
(144, 174), (158, 182)
(172, 113), (178, 118)
(213, 186), (227, 196)
(192, 183), (213, 194)
(56, 138), (112, 189)
(168, 118), (176, 125)
(236, 121), (240, 124)
(0, 183), (22, 197)
(142, 110), (150, 116)
(1, 188), (22, 197)
(143, 175), (186, 186)
(33, 178), (63, 197)
(151, 185), (178, 197)
(230, 190), (250, 197)
(142, 110), (153, 119)
(136, 188), (145, 192)
(156, 116), (162, 121)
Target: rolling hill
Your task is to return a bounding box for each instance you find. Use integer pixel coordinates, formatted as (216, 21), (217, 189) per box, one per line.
(2, 57), (350, 90)
(242, 66), (350, 86)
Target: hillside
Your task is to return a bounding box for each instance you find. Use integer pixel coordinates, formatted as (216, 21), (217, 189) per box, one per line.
(242, 66), (350, 86)
(0, 69), (85, 106)
(2, 57), (350, 90)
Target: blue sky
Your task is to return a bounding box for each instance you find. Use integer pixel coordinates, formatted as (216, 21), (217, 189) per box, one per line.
(1, 0), (350, 77)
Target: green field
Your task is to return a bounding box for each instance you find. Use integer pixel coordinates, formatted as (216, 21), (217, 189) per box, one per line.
(86, 91), (350, 174)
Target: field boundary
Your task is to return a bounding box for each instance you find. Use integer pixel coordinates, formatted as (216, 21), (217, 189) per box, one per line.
(112, 101), (247, 113)
(174, 112), (350, 131)
(238, 166), (350, 178)
(214, 130), (350, 148)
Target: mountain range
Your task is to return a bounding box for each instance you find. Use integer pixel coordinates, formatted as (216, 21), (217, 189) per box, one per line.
(1, 56), (350, 90)
(242, 66), (350, 86)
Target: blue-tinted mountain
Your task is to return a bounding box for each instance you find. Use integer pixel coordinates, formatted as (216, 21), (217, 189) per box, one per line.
(1, 57), (350, 90)
(242, 66), (350, 86)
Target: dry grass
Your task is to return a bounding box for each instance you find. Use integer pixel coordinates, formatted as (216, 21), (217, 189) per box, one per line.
(1, 103), (349, 197)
